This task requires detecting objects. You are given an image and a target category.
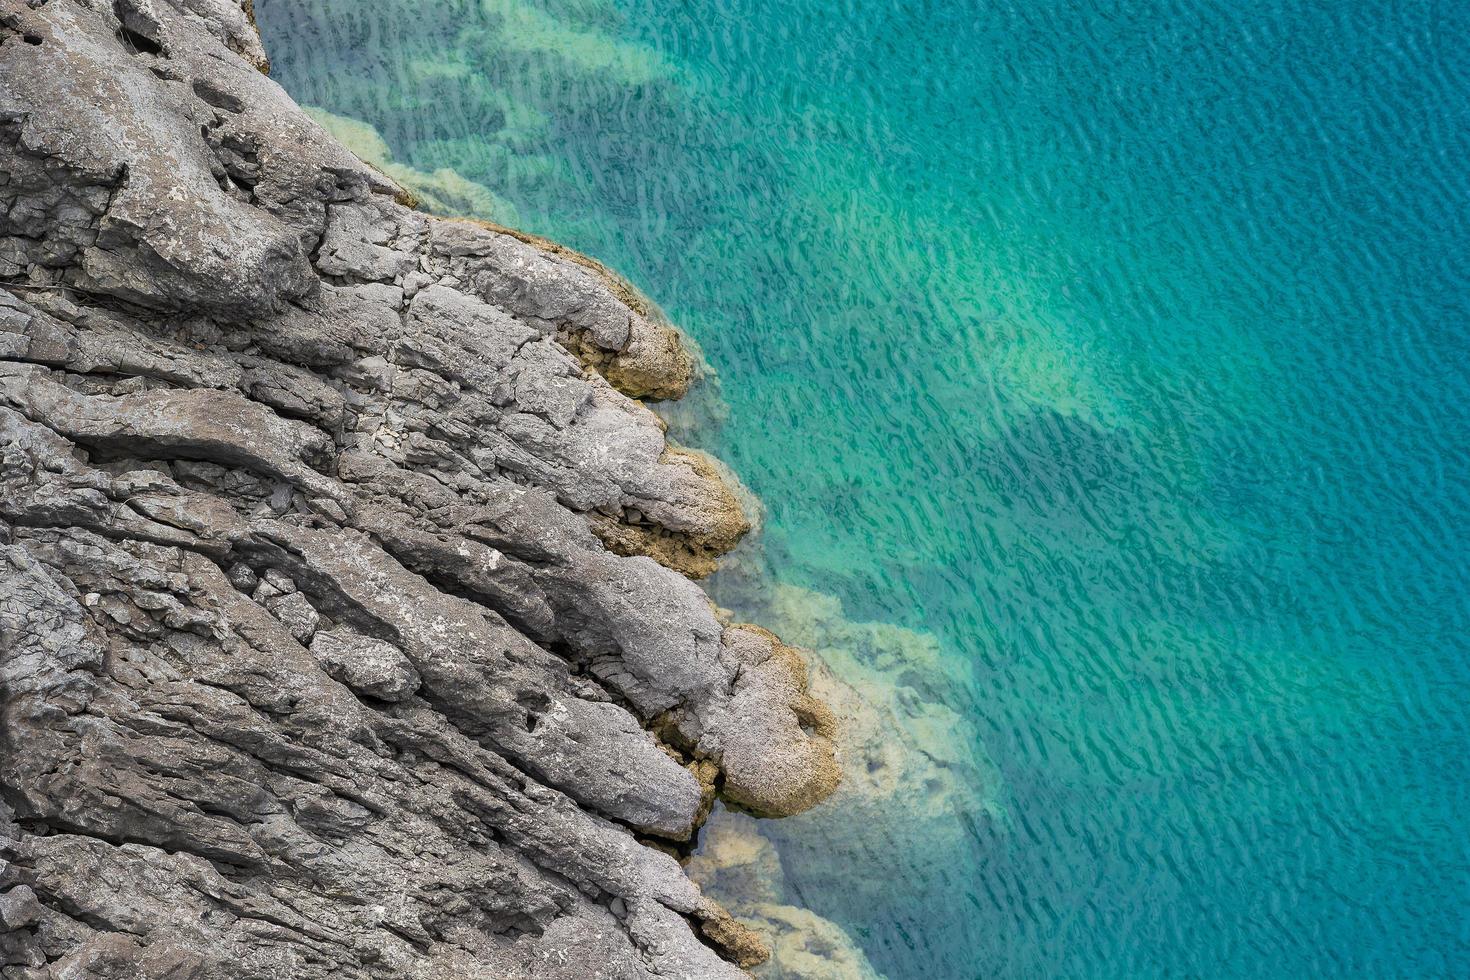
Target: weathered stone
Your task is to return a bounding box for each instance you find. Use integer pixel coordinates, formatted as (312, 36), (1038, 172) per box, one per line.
(226, 561), (258, 592)
(260, 566), (296, 594)
(0, 0), (841, 975)
(0, 884), (40, 931)
(265, 588), (319, 643)
(309, 628), (421, 702)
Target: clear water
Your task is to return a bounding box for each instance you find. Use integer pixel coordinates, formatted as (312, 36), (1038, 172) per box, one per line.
(256, 0), (1470, 975)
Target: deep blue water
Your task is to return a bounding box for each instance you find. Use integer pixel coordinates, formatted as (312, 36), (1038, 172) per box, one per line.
(258, 0), (1470, 975)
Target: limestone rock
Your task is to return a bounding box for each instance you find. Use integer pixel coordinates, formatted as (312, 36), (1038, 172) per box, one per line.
(309, 628), (421, 702)
(0, 0), (841, 976)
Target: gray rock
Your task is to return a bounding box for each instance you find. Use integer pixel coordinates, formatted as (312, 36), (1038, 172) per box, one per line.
(226, 561), (259, 592)
(310, 628), (421, 701)
(261, 566), (297, 594)
(266, 588), (319, 643)
(0, 0), (841, 975)
(0, 884), (40, 931)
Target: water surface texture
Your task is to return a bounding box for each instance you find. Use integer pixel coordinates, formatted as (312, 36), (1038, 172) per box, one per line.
(257, 1), (1470, 975)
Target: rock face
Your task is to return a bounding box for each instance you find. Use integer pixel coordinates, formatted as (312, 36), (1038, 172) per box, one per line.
(0, 2), (838, 976)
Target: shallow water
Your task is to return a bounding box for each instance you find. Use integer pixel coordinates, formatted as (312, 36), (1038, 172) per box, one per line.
(257, 0), (1470, 975)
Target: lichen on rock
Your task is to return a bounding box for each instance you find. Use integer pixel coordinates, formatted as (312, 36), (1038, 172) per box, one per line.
(0, 1), (838, 975)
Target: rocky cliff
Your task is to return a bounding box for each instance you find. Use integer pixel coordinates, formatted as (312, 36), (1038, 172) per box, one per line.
(0, 1), (840, 976)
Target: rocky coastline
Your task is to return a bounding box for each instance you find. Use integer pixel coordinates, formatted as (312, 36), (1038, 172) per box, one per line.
(0, 1), (843, 976)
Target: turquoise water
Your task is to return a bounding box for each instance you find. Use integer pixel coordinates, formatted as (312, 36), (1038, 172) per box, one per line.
(257, 1), (1470, 976)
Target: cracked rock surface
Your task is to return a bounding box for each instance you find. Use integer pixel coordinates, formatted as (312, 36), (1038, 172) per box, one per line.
(0, 1), (839, 976)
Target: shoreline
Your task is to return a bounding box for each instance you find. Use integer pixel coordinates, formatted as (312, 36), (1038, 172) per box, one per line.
(0, 1), (840, 975)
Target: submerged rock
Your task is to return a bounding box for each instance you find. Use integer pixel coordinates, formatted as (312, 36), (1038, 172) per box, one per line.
(0, 1), (838, 975)
(709, 569), (1004, 947)
(687, 811), (886, 980)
